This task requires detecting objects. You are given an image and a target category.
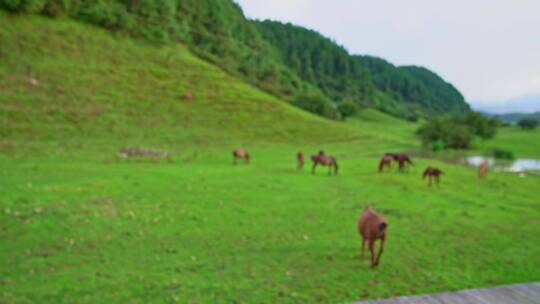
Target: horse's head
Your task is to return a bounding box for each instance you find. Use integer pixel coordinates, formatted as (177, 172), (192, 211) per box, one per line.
(422, 167), (432, 178)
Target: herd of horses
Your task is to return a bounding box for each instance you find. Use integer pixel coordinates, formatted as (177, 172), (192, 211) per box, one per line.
(232, 148), (491, 267)
(234, 148), (490, 186)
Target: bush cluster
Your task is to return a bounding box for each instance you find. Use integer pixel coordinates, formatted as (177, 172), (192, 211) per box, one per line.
(416, 112), (499, 150)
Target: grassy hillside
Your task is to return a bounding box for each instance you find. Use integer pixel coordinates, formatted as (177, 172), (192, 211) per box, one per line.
(0, 12), (366, 151)
(1, 14), (539, 304)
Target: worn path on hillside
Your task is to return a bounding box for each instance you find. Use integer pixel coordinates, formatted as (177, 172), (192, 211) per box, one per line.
(353, 282), (540, 304)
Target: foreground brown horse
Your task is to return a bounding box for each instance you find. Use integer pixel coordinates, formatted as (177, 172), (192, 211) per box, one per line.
(478, 160), (489, 180)
(233, 148), (250, 164)
(378, 155), (393, 172)
(358, 207), (388, 267)
(297, 152), (305, 169)
(311, 150), (338, 175)
(423, 166), (443, 186)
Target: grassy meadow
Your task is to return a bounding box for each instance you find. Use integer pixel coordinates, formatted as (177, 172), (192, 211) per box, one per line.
(475, 127), (540, 159)
(1, 13), (540, 303)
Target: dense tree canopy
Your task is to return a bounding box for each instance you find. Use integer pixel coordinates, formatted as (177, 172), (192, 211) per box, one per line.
(256, 21), (470, 118)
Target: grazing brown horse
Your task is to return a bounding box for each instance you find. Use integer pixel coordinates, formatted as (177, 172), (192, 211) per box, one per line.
(478, 160), (489, 180)
(358, 207), (388, 267)
(423, 166), (443, 186)
(233, 148), (250, 164)
(378, 155), (393, 172)
(384, 153), (413, 172)
(311, 150), (339, 175)
(297, 152), (305, 169)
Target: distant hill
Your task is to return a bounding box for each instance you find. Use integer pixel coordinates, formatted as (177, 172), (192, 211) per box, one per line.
(471, 94), (540, 114)
(487, 112), (540, 124)
(0, 0), (470, 119)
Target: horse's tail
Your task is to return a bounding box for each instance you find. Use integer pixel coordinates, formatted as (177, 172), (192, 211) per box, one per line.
(378, 159), (384, 172)
(422, 168), (429, 179)
(332, 157), (339, 174)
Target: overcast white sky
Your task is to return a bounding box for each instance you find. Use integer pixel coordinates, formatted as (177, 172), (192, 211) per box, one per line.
(235, 0), (540, 110)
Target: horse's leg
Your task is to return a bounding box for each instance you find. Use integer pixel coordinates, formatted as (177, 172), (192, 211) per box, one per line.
(233, 157), (237, 165)
(369, 240), (376, 267)
(361, 237), (366, 257)
(328, 165), (332, 175)
(428, 176), (432, 187)
(312, 162), (317, 174)
(374, 237), (385, 266)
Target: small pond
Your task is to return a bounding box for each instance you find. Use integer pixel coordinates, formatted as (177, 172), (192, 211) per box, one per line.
(465, 156), (540, 173)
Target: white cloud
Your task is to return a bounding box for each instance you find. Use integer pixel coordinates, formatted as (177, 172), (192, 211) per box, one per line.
(235, 0), (540, 104)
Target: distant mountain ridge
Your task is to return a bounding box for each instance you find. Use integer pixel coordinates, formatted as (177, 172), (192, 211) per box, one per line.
(486, 111), (540, 124)
(471, 94), (540, 114)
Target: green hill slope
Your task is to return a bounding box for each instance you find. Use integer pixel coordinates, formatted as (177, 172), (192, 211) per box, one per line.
(0, 12), (364, 151)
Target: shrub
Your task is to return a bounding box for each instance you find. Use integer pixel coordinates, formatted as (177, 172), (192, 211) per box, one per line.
(405, 113), (419, 122)
(417, 117), (474, 149)
(336, 100), (358, 119)
(293, 92), (338, 119)
(445, 125), (473, 149)
(517, 118), (539, 130)
(430, 139), (445, 152)
(1, 0), (46, 12)
(462, 111), (498, 139)
(493, 148), (515, 160)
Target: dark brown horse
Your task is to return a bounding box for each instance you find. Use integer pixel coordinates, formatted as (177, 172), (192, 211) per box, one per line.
(233, 148), (250, 164)
(423, 166), (443, 186)
(358, 207), (388, 267)
(378, 155), (393, 172)
(297, 152), (305, 169)
(386, 153), (413, 172)
(311, 150), (338, 175)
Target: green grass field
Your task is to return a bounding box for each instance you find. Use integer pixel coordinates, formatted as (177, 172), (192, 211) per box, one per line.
(1, 13), (539, 303)
(474, 126), (540, 159)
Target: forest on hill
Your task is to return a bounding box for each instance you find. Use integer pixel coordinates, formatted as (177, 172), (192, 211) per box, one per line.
(1, 0), (470, 119)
